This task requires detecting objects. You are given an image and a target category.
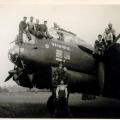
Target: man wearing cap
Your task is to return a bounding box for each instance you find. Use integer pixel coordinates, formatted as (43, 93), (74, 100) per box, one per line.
(39, 21), (48, 37)
(39, 20), (53, 39)
(19, 17), (27, 32)
(19, 16), (31, 42)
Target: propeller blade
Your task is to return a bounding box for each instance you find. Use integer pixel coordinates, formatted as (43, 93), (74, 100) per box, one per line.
(8, 69), (17, 74)
(14, 71), (24, 81)
(5, 74), (13, 82)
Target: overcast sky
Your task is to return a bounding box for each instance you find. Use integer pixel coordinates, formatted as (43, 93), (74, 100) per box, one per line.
(0, 1), (120, 87)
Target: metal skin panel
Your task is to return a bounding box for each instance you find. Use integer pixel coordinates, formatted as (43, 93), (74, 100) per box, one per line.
(17, 38), (97, 74)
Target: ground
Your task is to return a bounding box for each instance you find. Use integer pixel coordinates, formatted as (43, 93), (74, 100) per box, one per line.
(0, 92), (120, 118)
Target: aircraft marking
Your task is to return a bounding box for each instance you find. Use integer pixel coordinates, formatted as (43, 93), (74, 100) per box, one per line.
(64, 51), (70, 60)
(55, 49), (71, 61)
(51, 42), (71, 51)
(56, 49), (63, 61)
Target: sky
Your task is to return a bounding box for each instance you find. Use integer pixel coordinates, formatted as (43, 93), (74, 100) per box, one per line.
(0, 1), (120, 86)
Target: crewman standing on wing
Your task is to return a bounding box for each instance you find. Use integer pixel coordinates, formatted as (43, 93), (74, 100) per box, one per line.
(103, 28), (113, 47)
(107, 23), (116, 41)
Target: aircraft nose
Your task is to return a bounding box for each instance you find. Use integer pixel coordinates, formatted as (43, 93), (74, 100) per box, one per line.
(8, 45), (19, 63)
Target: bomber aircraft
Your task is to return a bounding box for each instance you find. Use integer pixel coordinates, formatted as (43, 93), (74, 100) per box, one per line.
(5, 26), (120, 115)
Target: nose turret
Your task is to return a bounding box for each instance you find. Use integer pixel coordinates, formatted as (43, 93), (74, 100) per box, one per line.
(8, 45), (19, 64)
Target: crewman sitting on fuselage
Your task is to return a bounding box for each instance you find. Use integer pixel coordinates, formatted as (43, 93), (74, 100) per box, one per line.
(38, 21), (51, 39)
(19, 16), (31, 43)
(27, 16), (35, 34)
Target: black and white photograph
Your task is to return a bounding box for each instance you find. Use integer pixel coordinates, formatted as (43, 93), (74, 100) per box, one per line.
(1, 0), (120, 118)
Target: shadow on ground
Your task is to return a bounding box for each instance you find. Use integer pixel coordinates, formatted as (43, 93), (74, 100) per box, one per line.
(0, 92), (120, 118)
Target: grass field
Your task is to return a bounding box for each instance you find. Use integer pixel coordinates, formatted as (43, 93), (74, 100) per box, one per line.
(0, 92), (120, 118)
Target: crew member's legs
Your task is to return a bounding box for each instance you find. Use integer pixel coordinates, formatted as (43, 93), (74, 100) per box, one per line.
(26, 30), (32, 40)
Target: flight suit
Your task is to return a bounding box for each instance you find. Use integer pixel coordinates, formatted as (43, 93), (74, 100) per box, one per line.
(19, 21), (31, 43)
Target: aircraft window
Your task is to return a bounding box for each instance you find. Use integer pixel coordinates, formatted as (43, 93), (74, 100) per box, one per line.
(64, 35), (75, 44)
(49, 28), (60, 40)
(49, 27), (89, 47)
(23, 33), (35, 44)
(49, 28), (77, 44)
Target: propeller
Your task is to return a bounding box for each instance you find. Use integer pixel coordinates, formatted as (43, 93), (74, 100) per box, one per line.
(5, 69), (17, 82)
(5, 74), (13, 82)
(5, 40), (25, 82)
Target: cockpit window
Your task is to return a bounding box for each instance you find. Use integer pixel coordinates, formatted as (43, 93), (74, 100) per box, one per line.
(49, 28), (77, 44)
(23, 33), (35, 44)
(49, 28), (60, 40)
(49, 27), (93, 50)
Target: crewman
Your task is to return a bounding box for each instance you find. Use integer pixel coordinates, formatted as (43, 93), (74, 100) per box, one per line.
(56, 80), (68, 100)
(39, 20), (48, 38)
(52, 62), (70, 98)
(54, 80), (72, 117)
(34, 19), (40, 31)
(34, 19), (43, 38)
(53, 22), (64, 41)
(27, 16), (35, 33)
(19, 16), (31, 43)
(53, 22), (60, 30)
(103, 28), (113, 47)
(94, 34), (105, 55)
(107, 23), (116, 41)
(52, 62), (64, 90)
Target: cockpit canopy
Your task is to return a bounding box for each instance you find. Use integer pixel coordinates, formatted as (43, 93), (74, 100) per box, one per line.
(49, 28), (93, 51)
